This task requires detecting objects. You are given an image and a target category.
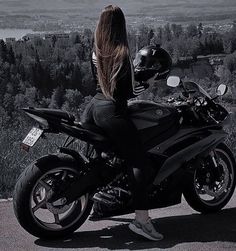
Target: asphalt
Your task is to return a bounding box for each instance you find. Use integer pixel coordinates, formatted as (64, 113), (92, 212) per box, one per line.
(0, 195), (236, 251)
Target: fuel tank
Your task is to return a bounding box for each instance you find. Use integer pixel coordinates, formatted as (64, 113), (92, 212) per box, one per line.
(128, 100), (180, 150)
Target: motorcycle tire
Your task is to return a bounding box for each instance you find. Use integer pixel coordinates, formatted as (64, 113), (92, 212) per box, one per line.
(13, 155), (93, 239)
(183, 143), (236, 214)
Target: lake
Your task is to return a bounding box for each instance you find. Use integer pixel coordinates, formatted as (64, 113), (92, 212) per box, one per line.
(0, 29), (37, 40)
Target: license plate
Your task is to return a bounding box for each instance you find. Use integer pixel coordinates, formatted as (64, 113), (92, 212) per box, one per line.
(22, 127), (43, 147)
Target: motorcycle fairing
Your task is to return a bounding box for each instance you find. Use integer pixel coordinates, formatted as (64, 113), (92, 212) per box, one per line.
(149, 126), (227, 185)
(22, 107), (75, 125)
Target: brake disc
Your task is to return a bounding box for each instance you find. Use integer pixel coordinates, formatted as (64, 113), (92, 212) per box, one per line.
(203, 164), (229, 197)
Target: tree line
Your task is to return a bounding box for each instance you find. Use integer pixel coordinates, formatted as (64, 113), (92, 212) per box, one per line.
(1, 22), (236, 123)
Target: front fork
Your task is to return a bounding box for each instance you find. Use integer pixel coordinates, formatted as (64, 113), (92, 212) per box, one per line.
(209, 151), (218, 167)
(207, 150), (223, 182)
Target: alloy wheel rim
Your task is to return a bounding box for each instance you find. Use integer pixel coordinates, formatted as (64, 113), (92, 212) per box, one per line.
(194, 148), (234, 207)
(30, 167), (89, 231)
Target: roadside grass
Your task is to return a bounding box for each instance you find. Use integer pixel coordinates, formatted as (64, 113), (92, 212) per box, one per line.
(0, 127), (87, 199)
(0, 164), (21, 199)
(0, 128), (66, 199)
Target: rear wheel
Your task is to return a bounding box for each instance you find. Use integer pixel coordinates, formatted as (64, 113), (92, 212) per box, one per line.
(13, 157), (93, 239)
(183, 143), (236, 213)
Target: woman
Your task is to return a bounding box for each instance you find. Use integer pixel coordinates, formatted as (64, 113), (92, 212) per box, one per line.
(82, 5), (170, 241)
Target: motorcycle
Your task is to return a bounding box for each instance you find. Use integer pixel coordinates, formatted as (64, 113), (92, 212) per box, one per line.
(13, 76), (236, 239)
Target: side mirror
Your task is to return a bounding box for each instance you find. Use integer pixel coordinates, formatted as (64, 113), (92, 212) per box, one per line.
(216, 84), (228, 96)
(167, 76), (181, 87)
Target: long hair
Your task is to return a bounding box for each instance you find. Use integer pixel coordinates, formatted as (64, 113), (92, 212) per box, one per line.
(94, 5), (130, 99)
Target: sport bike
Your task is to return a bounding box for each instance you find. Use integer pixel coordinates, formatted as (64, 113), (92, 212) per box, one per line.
(13, 76), (236, 239)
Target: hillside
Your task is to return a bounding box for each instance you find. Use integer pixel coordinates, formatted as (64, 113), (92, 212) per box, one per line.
(0, 0), (236, 30)
(1, 0), (236, 15)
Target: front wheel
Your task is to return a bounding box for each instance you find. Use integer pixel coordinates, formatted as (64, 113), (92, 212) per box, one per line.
(183, 143), (236, 213)
(13, 156), (93, 239)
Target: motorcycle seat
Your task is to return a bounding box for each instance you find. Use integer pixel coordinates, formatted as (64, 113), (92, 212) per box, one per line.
(43, 109), (75, 122)
(79, 122), (111, 144)
(81, 122), (106, 136)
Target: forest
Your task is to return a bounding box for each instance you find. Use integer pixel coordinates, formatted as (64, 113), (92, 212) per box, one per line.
(1, 22), (236, 198)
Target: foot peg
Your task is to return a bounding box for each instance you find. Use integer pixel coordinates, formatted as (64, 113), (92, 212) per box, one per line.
(92, 186), (131, 207)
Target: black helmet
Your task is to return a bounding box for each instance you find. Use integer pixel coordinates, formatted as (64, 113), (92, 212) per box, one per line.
(133, 45), (172, 83)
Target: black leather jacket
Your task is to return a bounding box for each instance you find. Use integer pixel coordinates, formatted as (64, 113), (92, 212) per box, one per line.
(91, 51), (149, 103)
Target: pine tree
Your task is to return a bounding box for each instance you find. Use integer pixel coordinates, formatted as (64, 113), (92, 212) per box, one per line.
(0, 40), (7, 62)
(49, 86), (64, 109)
(8, 46), (15, 65)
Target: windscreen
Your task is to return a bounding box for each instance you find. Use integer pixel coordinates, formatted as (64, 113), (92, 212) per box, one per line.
(183, 81), (211, 98)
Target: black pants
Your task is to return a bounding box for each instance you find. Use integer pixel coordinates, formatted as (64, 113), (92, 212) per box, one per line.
(81, 93), (154, 210)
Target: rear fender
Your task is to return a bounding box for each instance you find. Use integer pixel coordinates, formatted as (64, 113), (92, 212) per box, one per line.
(35, 149), (87, 172)
(34, 149), (111, 204)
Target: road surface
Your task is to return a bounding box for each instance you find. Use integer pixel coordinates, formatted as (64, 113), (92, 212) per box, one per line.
(0, 195), (236, 251)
